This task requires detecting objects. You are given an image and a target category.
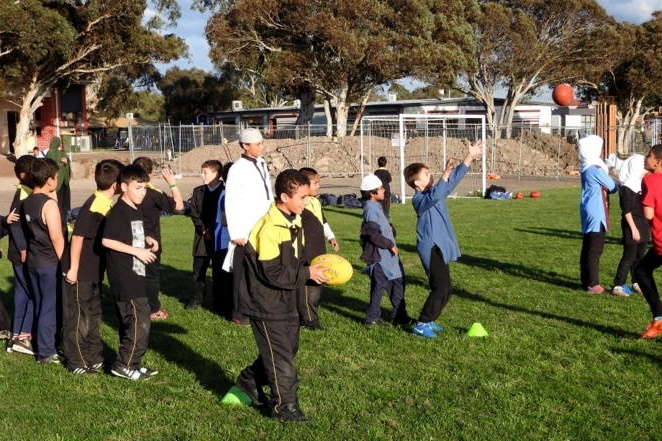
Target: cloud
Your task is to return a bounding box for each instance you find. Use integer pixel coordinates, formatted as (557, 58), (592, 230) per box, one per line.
(598, 0), (658, 24)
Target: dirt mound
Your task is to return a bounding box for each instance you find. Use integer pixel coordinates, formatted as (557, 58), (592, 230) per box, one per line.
(177, 133), (579, 177)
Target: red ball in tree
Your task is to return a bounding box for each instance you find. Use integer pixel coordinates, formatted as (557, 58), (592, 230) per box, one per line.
(552, 84), (574, 106)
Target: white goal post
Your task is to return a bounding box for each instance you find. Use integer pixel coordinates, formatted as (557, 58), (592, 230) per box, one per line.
(360, 114), (487, 202)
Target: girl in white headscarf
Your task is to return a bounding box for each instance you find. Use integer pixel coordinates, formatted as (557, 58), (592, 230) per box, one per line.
(578, 135), (618, 294)
(611, 154), (649, 296)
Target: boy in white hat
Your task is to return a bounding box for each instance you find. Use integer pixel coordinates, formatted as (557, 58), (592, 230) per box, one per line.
(223, 128), (274, 324)
(359, 174), (411, 327)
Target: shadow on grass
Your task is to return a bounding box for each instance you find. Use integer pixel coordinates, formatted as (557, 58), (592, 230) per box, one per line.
(149, 321), (234, 395)
(458, 253), (578, 290)
(514, 226), (622, 245)
(99, 279), (233, 396)
(453, 286), (639, 339)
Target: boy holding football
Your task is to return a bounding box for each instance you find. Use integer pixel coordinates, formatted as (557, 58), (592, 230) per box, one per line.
(233, 169), (327, 422)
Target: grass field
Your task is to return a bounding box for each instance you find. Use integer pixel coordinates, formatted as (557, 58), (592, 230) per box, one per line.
(0, 187), (660, 440)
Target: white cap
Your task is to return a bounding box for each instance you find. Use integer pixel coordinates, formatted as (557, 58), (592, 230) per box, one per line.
(239, 128), (263, 144)
(360, 174), (383, 191)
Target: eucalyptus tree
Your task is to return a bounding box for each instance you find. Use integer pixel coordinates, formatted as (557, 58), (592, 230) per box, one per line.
(461, 0), (613, 138)
(205, 0), (478, 138)
(0, 0), (185, 155)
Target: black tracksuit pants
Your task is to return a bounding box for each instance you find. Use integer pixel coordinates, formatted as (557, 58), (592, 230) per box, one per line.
(237, 318), (300, 411)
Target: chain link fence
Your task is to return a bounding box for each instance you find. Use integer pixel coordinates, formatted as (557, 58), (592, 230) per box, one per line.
(98, 120), (662, 196)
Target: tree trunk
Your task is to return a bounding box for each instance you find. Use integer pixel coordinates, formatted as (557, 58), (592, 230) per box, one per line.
(323, 99), (333, 138)
(14, 78), (45, 157)
(348, 92), (371, 137)
(295, 83), (315, 125)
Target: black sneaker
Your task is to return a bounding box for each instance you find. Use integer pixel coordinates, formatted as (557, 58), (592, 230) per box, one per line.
(302, 322), (326, 331)
(271, 403), (310, 423)
(37, 354), (62, 365)
(90, 361), (104, 372)
(111, 366), (148, 380)
(236, 377), (268, 407)
(365, 319), (388, 328)
(69, 366), (96, 374)
(139, 365), (159, 377)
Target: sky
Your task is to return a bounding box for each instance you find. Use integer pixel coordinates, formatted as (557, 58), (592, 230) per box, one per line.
(156, 0), (661, 75)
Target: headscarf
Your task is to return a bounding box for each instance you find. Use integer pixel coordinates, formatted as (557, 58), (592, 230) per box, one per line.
(578, 135), (606, 172)
(49, 136), (61, 150)
(618, 153), (645, 193)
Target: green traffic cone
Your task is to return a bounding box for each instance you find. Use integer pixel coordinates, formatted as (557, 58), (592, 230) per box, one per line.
(466, 322), (488, 337)
(220, 386), (253, 405)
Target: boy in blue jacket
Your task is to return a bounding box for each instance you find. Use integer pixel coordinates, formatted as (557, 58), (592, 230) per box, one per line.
(359, 174), (410, 327)
(403, 140), (483, 338)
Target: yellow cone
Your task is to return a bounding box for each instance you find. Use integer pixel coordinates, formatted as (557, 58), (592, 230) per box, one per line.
(467, 322), (488, 337)
(220, 386), (253, 405)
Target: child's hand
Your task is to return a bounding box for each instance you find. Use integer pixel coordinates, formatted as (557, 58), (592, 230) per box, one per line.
(390, 245), (399, 256)
(467, 139), (484, 158)
(135, 248), (157, 264)
(5, 208), (18, 224)
(145, 236), (159, 253)
(441, 159), (455, 181)
(309, 264), (330, 285)
(329, 238), (340, 252)
(161, 166), (177, 186)
(64, 269), (77, 284)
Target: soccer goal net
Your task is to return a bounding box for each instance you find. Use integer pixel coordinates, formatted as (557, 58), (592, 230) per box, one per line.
(360, 114), (487, 202)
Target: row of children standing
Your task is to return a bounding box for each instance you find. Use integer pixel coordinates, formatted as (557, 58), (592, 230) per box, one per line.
(3, 153), (182, 380)
(577, 135), (662, 340)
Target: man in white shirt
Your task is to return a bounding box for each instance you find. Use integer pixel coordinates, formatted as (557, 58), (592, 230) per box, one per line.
(223, 128), (274, 324)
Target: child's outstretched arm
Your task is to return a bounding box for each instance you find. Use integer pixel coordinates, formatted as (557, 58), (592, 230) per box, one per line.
(463, 139), (484, 166)
(441, 159), (455, 182)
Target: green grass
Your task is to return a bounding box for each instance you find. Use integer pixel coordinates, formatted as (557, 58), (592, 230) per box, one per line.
(0, 187), (660, 440)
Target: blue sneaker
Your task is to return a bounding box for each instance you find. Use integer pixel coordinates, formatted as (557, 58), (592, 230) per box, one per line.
(412, 322), (436, 338)
(426, 322), (443, 332)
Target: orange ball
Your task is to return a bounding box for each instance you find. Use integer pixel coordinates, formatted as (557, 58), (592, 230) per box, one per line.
(552, 84), (574, 106)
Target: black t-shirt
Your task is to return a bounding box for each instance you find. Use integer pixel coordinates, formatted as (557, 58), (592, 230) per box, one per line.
(66, 193), (111, 283)
(21, 193), (60, 268)
(141, 186), (176, 242)
(7, 187), (29, 265)
(619, 186), (650, 244)
(103, 199), (146, 301)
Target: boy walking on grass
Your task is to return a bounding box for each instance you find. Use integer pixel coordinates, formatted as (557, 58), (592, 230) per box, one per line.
(102, 165), (159, 380)
(62, 160), (123, 374)
(21, 158), (66, 364)
(634, 145), (662, 339)
(403, 140), (483, 338)
(234, 169), (327, 423)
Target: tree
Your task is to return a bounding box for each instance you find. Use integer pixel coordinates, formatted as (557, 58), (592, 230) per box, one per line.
(157, 67), (235, 124)
(583, 13), (662, 152)
(0, 0), (185, 155)
(205, 0), (478, 138)
(461, 0), (613, 138)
